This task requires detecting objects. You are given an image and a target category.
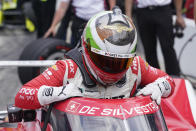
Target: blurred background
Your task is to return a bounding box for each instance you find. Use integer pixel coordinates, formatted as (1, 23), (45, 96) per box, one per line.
(0, 0), (196, 110)
(0, 29), (36, 110)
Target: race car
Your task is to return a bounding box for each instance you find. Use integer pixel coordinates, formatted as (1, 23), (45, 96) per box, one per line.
(0, 78), (195, 131)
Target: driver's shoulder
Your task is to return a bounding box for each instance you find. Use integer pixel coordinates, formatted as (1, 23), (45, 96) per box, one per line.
(55, 59), (79, 76)
(57, 59), (78, 67)
(130, 56), (148, 75)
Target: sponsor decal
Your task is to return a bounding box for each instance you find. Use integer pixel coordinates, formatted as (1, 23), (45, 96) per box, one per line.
(42, 69), (52, 79)
(102, 25), (133, 33)
(51, 65), (58, 71)
(19, 88), (38, 96)
(105, 52), (130, 58)
(42, 87), (53, 96)
(91, 48), (100, 53)
(145, 62), (149, 70)
(79, 106), (100, 115)
(132, 59), (137, 71)
(19, 95), (25, 100)
(91, 47), (135, 58)
(63, 99), (159, 119)
(67, 60), (75, 74)
(42, 72), (50, 80)
(26, 96), (34, 101)
(47, 71), (52, 76)
(58, 86), (67, 96)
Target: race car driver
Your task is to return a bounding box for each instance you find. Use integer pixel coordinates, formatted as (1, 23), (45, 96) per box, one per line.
(15, 7), (175, 109)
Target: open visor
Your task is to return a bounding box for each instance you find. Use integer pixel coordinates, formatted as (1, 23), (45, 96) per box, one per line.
(87, 46), (134, 74)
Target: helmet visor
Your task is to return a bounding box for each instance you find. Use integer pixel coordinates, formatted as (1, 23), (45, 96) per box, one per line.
(87, 46), (134, 74)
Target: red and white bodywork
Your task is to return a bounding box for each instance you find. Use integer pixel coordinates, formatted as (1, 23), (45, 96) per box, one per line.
(0, 78), (195, 131)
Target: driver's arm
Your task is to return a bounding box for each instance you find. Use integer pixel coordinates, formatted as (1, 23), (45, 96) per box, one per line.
(15, 60), (81, 109)
(137, 56), (175, 104)
(139, 56), (175, 91)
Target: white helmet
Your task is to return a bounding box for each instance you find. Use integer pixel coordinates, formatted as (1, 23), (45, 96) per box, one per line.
(82, 7), (137, 85)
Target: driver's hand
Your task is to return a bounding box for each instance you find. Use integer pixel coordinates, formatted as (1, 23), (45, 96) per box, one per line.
(136, 77), (171, 105)
(37, 83), (83, 106)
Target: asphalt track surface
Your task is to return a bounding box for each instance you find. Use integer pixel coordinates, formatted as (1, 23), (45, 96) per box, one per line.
(0, 28), (36, 110)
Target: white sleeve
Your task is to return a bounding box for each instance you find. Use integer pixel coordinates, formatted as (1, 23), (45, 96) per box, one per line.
(37, 83), (82, 106)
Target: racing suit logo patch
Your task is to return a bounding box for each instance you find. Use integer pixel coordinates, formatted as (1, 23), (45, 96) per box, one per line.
(42, 87), (53, 96)
(51, 65), (58, 71)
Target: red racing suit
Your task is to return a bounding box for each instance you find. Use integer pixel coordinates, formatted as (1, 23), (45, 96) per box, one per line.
(15, 56), (175, 109)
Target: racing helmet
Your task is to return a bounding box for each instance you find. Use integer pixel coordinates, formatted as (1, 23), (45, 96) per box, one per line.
(82, 6), (137, 85)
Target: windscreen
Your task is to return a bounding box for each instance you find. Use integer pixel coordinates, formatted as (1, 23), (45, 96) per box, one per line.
(50, 108), (168, 131)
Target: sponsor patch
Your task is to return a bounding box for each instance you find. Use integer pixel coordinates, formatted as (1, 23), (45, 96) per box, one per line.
(46, 70), (52, 76)
(19, 88), (38, 96)
(132, 59), (137, 71)
(91, 47), (135, 58)
(42, 87), (53, 96)
(145, 61), (149, 70)
(42, 72), (50, 80)
(42, 68), (53, 79)
(51, 65), (58, 71)
(67, 60), (75, 74)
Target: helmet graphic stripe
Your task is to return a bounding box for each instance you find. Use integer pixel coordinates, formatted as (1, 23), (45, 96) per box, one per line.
(85, 11), (111, 50)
